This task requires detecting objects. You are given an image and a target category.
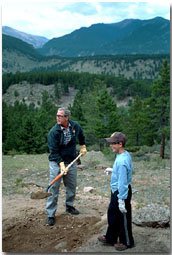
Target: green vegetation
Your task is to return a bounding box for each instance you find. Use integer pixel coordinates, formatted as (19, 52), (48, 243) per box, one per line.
(2, 70), (152, 99)
(2, 33), (169, 79)
(38, 17), (170, 57)
(2, 34), (44, 60)
(151, 60), (170, 158)
(31, 54), (169, 81)
(2, 91), (57, 154)
(2, 60), (170, 158)
(2, 31), (169, 79)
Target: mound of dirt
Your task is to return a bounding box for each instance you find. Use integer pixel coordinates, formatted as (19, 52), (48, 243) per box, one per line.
(2, 210), (101, 252)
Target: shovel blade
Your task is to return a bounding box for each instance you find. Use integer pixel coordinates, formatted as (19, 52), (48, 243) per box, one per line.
(31, 191), (52, 199)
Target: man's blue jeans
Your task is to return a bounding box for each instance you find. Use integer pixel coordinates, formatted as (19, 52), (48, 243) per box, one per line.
(46, 161), (77, 217)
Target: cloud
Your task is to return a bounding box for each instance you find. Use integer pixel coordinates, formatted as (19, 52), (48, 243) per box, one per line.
(59, 2), (98, 16)
(2, 1), (170, 39)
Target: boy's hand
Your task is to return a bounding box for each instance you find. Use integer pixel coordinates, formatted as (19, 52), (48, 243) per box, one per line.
(118, 199), (127, 213)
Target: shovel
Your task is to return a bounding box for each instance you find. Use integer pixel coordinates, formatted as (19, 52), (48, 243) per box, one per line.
(31, 153), (82, 199)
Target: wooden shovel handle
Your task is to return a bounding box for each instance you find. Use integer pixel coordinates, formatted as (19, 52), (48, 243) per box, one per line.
(66, 153), (82, 170)
(50, 153), (82, 185)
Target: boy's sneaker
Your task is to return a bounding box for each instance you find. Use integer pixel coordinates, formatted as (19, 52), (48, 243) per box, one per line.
(98, 235), (113, 246)
(114, 243), (127, 251)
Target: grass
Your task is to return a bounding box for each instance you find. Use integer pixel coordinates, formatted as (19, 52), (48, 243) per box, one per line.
(2, 149), (170, 210)
(2, 154), (50, 195)
(131, 153), (170, 208)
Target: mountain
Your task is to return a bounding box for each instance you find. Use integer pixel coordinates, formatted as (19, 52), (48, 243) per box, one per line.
(38, 17), (170, 57)
(2, 23), (170, 81)
(2, 34), (43, 60)
(2, 26), (49, 48)
(2, 34), (60, 74)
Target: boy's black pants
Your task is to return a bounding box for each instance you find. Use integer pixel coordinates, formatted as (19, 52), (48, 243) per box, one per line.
(105, 185), (134, 247)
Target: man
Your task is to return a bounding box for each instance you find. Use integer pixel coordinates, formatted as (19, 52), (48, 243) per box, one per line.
(46, 107), (87, 226)
(98, 132), (134, 251)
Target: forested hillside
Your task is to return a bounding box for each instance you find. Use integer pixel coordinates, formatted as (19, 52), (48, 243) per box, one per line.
(39, 17), (170, 57)
(2, 16), (170, 158)
(32, 54), (169, 80)
(2, 34), (43, 60)
(2, 71), (152, 99)
(2, 39), (170, 80)
(2, 60), (170, 158)
(2, 20), (170, 81)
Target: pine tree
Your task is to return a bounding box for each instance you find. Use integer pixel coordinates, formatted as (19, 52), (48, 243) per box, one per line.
(54, 83), (61, 102)
(75, 79), (120, 147)
(95, 84), (119, 139)
(151, 60), (170, 158)
(125, 96), (145, 146)
(69, 92), (86, 127)
(125, 96), (156, 147)
(80, 80), (100, 145)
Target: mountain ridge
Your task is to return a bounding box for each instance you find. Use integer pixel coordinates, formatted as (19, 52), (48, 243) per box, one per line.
(38, 17), (170, 57)
(2, 17), (170, 79)
(2, 26), (49, 48)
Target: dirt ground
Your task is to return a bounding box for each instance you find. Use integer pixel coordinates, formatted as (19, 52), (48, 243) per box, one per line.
(2, 152), (171, 254)
(2, 189), (170, 254)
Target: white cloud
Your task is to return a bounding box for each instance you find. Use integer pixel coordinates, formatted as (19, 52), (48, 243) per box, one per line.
(2, 1), (170, 39)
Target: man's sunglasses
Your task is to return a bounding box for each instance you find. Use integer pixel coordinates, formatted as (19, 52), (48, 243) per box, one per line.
(56, 115), (66, 118)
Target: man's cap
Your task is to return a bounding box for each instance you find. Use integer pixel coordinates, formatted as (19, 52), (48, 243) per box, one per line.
(105, 132), (127, 145)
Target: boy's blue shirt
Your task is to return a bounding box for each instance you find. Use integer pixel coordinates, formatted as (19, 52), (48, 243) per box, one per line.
(110, 150), (133, 199)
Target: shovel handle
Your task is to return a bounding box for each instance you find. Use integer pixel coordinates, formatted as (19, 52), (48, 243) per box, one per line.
(46, 173), (63, 192)
(47, 153), (82, 191)
(66, 153), (82, 170)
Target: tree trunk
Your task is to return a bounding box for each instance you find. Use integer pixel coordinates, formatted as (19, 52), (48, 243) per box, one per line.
(160, 133), (165, 159)
(136, 133), (140, 146)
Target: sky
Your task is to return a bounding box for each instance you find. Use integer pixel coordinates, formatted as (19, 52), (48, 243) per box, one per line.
(1, 1), (171, 39)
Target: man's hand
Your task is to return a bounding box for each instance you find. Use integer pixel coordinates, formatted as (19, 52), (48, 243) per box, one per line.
(118, 199), (127, 213)
(80, 145), (87, 156)
(59, 162), (68, 175)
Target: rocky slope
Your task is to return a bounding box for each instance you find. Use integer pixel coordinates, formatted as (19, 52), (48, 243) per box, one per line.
(2, 48), (169, 81)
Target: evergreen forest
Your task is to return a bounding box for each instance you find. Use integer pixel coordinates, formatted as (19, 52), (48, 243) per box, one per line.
(2, 60), (170, 158)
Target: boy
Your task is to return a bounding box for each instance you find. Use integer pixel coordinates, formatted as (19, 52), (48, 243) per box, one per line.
(98, 132), (134, 251)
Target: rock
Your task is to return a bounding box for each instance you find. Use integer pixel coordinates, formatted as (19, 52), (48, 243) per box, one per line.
(104, 167), (113, 175)
(55, 241), (67, 250)
(83, 187), (95, 193)
(132, 203), (170, 228)
(82, 151), (105, 164)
